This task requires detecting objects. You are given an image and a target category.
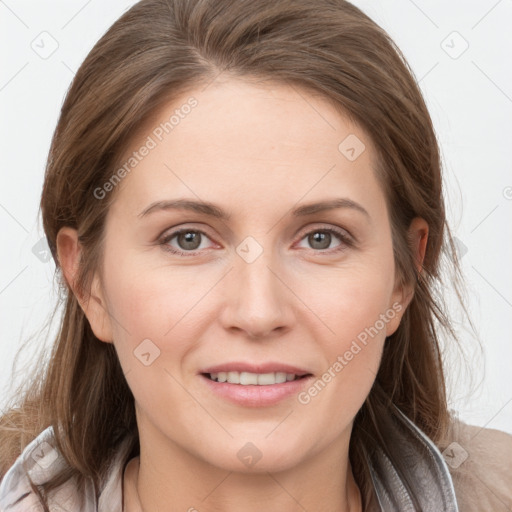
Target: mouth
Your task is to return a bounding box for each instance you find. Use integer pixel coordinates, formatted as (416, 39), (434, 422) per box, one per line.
(198, 363), (314, 407)
(202, 371), (312, 385)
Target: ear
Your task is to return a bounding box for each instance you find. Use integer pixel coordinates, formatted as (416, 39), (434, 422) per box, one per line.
(385, 217), (429, 336)
(56, 226), (113, 343)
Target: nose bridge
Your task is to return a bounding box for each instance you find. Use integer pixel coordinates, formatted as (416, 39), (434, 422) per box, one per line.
(221, 236), (291, 337)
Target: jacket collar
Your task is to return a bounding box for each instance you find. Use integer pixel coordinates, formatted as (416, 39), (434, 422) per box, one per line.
(364, 405), (459, 511)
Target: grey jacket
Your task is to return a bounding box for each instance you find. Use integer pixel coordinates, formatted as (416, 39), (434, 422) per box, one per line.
(1, 407), (511, 511)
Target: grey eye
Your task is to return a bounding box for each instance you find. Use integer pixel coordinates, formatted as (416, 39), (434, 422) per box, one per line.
(176, 231), (202, 250)
(308, 231), (333, 250)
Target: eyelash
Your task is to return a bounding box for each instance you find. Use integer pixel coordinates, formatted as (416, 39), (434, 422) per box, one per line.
(158, 226), (354, 257)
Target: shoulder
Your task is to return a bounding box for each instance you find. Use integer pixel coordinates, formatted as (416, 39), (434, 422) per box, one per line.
(437, 411), (512, 512)
(0, 426), (95, 512)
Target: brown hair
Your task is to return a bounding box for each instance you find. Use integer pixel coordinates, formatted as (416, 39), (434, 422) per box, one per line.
(0, 0), (476, 509)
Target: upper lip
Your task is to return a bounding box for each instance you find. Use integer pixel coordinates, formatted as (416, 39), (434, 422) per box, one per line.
(200, 362), (312, 377)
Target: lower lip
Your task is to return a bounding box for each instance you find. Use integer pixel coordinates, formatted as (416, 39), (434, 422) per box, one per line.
(200, 374), (313, 407)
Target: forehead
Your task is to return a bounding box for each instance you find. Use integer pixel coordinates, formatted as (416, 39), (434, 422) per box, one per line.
(111, 77), (385, 220)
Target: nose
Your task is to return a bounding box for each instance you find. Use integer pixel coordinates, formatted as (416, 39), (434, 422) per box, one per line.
(219, 248), (294, 340)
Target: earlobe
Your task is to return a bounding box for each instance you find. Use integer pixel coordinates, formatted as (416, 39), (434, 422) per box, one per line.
(56, 227), (113, 343)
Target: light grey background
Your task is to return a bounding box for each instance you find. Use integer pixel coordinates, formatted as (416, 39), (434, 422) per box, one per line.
(1, 0), (511, 435)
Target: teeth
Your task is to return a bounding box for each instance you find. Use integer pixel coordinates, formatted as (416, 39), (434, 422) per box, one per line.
(208, 371), (302, 385)
(257, 372), (277, 385)
(240, 372), (258, 385)
(227, 371), (240, 384)
(275, 372), (287, 383)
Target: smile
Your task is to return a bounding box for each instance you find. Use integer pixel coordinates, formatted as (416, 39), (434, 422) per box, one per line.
(200, 371), (314, 407)
(205, 371), (308, 385)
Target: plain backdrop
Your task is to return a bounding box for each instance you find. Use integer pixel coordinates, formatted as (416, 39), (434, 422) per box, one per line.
(1, 0), (511, 435)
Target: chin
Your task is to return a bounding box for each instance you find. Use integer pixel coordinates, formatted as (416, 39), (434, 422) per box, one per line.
(200, 437), (311, 474)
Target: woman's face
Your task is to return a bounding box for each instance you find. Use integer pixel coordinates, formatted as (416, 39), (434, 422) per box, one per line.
(79, 77), (414, 472)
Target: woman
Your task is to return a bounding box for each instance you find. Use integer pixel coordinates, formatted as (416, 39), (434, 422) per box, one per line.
(0, 0), (510, 511)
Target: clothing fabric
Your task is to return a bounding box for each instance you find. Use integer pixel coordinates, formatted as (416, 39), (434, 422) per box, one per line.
(0, 408), (511, 511)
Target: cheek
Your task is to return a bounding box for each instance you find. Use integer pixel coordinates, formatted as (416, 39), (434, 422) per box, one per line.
(102, 263), (199, 412)
(296, 275), (391, 429)
(303, 260), (396, 343)
(99, 255), (190, 378)
(294, 258), (395, 402)
(104, 252), (198, 335)
(321, 279), (388, 385)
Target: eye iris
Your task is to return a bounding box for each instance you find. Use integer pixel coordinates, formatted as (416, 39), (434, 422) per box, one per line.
(172, 230), (339, 253)
(309, 231), (331, 250)
(178, 231), (201, 250)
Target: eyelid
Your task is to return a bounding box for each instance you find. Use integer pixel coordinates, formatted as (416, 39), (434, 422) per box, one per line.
(293, 225), (355, 255)
(294, 223), (354, 243)
(157, 221), (218, 242)
(158, 225), (219, 255)
(158, 222), (355, 256)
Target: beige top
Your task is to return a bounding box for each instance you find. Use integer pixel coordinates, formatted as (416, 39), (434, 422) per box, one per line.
(437, 416), (512, 511)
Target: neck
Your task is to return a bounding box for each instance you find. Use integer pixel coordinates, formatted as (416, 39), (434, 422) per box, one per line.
(123, 427), (362, 512)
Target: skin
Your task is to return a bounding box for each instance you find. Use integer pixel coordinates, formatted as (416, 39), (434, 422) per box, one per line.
(57, 76), (428, 512)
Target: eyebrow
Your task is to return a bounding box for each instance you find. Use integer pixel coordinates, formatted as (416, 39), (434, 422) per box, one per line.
(138, 197), (370, 221)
